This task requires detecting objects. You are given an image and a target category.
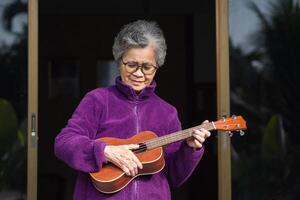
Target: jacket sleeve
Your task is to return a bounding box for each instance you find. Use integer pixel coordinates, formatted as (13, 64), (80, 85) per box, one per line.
(54, 92), (107, 173)
(163, 109), (205, 188)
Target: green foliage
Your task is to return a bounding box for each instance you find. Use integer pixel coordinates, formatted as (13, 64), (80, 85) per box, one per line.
(261, 114), (285, 160)
(0, 99), (18, 157)
(231, 0), (300, 199)
(0, 98), (26, 191)
(249, 0), (300, 141)
(0, 0), (27, 194)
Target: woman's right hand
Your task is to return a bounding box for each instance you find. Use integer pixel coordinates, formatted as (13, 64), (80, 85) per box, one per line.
(104, 144), (143, 177)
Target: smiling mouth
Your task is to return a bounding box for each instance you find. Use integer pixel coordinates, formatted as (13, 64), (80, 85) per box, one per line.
(130, 79), (144, 84)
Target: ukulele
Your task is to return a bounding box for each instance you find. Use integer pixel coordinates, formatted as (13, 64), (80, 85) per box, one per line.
(90, 115), (247, 194)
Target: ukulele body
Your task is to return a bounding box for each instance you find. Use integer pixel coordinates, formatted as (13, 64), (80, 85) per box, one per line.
(89, 131), (165, 194)
(89, 115), (247, 194)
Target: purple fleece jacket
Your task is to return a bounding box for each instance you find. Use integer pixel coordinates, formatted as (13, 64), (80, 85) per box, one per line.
(54, 77), (205, 200)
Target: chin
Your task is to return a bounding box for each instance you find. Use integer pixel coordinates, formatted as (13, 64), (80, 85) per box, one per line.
(133, 87), (144, 92)
(132, 85), (146, 92)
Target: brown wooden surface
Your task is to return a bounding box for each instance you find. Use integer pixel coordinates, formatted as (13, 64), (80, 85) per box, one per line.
(216, 0), (231, 200)
(90, 131), (165, 193)
(27, 0), (38, 199)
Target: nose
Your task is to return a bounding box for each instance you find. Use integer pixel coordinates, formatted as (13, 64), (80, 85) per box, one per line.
(132, 67), (144, 77)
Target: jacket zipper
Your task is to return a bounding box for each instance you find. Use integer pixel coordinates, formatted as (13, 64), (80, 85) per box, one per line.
(133, 101), (139, 199)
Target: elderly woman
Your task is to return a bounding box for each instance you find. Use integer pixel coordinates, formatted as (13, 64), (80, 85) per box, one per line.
(55, 20), (210, 200)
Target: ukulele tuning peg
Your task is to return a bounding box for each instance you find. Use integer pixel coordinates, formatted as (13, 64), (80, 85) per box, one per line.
(227, 131), (233, 137)
(222, 113), (227, 121)
(239, 130), (245, 136)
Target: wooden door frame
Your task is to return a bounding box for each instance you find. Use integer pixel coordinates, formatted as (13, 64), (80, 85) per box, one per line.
(27, 0), (38, 199)
(215, 0), (231, 200)
(25, 1), (231, 199)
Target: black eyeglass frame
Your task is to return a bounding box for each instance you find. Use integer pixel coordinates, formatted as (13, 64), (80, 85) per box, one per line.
(120, 58), (158, 75)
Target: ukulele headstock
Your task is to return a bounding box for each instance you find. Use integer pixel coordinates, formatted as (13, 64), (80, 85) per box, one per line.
(213, 115), (247, 136)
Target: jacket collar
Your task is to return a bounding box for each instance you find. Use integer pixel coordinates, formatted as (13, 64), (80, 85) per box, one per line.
(115, 76), (156, 101)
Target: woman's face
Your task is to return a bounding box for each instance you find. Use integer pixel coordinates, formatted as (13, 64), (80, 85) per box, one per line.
(119, 46), (158, 93)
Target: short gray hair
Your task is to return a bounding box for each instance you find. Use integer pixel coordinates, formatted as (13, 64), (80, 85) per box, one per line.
(112, 20), (167, 67)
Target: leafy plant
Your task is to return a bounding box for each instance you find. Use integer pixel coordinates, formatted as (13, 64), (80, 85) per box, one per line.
(230, 0), (300, 199)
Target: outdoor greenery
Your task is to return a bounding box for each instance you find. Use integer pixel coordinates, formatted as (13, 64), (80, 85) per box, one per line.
(0, 0), (27, 195)
(230, 0), (300, 199)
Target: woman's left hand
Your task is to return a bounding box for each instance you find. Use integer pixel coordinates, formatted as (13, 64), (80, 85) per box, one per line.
(186, 120), (211, 149)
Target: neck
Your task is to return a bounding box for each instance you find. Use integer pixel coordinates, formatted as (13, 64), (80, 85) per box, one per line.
(135, 90), (141, 95)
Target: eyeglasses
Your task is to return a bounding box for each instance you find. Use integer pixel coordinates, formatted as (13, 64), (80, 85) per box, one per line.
(121, 58), (158, 75)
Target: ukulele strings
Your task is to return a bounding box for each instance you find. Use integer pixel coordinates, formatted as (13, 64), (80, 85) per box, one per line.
(145, 123), (214, 150)
(132, 143), (148, 153)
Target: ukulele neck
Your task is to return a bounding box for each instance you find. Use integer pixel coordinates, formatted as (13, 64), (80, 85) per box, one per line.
(144, 122), (215, 150)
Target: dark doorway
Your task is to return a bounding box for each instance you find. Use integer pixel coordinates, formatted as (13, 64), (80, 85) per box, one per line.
(38, 1), (217, 199)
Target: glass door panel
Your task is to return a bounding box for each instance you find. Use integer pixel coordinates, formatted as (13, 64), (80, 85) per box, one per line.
(229, 0), (300, 199)
(0, 0), (28, 199)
